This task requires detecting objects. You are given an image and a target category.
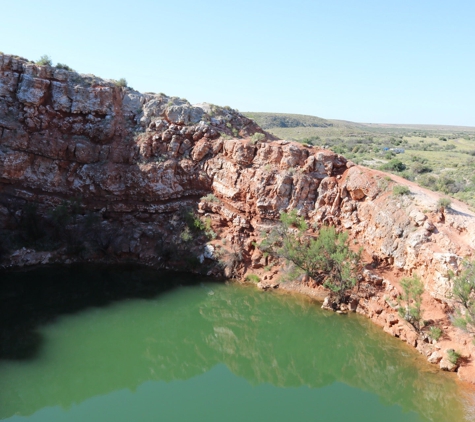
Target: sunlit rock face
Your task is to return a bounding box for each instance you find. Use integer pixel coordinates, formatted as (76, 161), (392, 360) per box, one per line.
(2, 53), (475, 383)
(1, 53), (475, 300)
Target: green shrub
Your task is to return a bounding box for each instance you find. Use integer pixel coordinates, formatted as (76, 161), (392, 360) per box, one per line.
(452, 258), (475, 335)
(428, 326), (442, 341)
(411, 162), (433, 174)
(56, 63), (74, 71)
(378, 178), (389, 191)
(399, 171), (415, 181)
(397, 275), (424, 331)
(36, 55), (52, 66)
(114, 78), (127, 88)
(201, 193), (219, 203)
(184, 209), (205, 232)
(262, 211), (362, 302)
(245, 274), (260, 283)
(447, 349), (461, 365)
(380, 159), (406, 172)
(419, 174), (437, 190)
(437, 197), (451, 209)
(251, 133), (266, 144)
(180, 227), (193, 242)
(393, 185), (410, 196)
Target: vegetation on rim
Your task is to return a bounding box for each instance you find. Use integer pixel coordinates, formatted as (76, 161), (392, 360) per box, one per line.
(244, 112), (475, 209)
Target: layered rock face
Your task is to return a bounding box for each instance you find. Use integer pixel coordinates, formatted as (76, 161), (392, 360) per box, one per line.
(1, 53), (475, 300)
(2, 54), (475, 380)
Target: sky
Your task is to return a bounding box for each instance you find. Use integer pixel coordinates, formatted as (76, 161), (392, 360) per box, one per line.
(1, 0), (474, 126)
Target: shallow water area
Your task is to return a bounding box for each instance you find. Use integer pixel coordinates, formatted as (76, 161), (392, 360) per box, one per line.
(0, 265), (473, 422)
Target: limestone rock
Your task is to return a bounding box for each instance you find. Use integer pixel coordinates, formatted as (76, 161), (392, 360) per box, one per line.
(439, 358), (458, 372)
(428, 351), (442, 364)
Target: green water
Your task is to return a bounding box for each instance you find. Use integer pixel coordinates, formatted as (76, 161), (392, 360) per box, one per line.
(0, 265), (473, 422)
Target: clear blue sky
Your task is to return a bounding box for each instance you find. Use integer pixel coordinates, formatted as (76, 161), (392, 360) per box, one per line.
(1, 0), (474, 126)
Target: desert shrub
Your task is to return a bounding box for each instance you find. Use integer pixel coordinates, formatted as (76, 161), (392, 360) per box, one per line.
(378, 178), (389, 191)
(411, 162), (433, 174)
(393, 185), (410, 196)
(114, 78), (127, 88)
(245, 274), (260, 283)
(418, 174), (437, 190)
(380, 159), (406, 172)
(251, 133), (266, 144)
(180, 227), (193, 242)
(201, 194), (219, 203)
(56, 63), (74, 71)
(183, 209), (205, 232)
(262, 211), (362, 302)
(452, 258), (475, 335)
(399, 171), (415, 181)
(437, 197), (451, 209)
(428, 326), (442, 341)
(36, 55), (52, 66)
(397, 275), (424, 331)
(331, 145), (346, 154)
(447, 349), (461, 365)
(437, 175), (459, 193)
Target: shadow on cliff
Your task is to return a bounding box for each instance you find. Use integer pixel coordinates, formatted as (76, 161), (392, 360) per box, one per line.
(0, 263), (211, 361)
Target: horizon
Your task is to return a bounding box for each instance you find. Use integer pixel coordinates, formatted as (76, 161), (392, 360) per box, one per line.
(1, 0), (474, 127)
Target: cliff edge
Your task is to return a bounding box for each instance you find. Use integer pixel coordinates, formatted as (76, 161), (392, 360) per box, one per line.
(1, 54), (475, 382)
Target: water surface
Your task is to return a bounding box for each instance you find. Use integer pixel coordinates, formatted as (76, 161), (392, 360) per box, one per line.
(0, 265), (473, 421)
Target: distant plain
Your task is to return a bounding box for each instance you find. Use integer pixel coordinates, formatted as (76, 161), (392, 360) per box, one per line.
(244, 112), (475, 209)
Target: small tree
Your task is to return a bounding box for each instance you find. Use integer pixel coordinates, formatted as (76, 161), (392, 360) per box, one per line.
(397, 275), (424, 331)
(263, 211), (362, 302)
(452, 258), (475, 335)
(36, 55), (52, 66)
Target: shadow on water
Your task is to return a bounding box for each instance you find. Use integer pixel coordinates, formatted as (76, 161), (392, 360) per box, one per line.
(0, 263), (210, 361)
(0, 264), (473, 422)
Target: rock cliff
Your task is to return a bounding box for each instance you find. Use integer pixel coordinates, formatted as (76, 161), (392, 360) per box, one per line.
(1, 54), (475, 382)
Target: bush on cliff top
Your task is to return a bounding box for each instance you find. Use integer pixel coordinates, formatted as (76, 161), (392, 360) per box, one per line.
(114, 78), (127, 88)
(251, 133), (266, 144)
(56, 63), (74, 71)
(393, 185), (410, 196)
(36, 55), (52, 66)
(437, 197), (451, 210)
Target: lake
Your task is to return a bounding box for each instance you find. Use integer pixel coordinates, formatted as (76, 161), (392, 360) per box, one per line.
(0, 265), (473, 421)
